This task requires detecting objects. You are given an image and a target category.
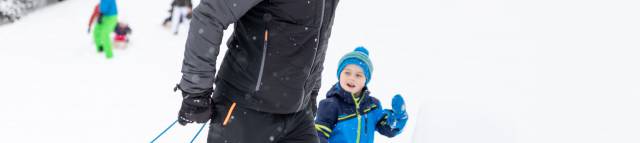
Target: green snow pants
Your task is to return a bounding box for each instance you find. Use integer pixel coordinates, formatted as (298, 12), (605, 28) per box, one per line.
(93, 15), (118, 59)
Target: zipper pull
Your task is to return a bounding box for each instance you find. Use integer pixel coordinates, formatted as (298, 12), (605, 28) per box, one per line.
(264, 30), (269, 42)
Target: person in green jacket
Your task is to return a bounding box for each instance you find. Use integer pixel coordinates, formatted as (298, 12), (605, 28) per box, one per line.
(92, 0), (118, 59)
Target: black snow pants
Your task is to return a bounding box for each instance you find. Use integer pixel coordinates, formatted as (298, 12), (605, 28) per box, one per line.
(207, 92), (319, 143)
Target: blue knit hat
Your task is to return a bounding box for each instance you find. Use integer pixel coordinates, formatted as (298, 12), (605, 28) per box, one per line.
(337, 46), (373, 85)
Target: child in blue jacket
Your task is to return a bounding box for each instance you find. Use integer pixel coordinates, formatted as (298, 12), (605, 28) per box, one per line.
(315, 47), (409, 143)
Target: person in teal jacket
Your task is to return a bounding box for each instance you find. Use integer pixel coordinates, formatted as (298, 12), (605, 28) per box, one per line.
(315, 47), (409, 143)
(92, 0), (118, 59)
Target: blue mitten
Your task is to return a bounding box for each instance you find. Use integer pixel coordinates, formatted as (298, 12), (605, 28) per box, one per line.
(392, 94), (408, 131)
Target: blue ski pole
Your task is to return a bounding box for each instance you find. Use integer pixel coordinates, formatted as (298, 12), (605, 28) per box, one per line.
(150, 119), (179, 143)
(189, 123), (208, 143)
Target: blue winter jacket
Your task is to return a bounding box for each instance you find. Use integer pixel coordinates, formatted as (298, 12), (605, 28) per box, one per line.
(315, 83), (402, 143)
(100, 0), (118, 16)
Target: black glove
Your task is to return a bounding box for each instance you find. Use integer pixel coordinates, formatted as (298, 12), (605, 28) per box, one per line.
(177, 87), (214, 126)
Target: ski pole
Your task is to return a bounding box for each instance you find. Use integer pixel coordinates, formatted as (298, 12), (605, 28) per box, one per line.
(150, 119), (179, 143)
(189, 123), (208, 143)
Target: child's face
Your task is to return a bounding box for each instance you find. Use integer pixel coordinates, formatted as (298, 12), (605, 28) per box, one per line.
(339, 64), (366, 95)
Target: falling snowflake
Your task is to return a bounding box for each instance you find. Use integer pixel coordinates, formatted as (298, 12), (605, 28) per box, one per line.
(208, 47), (217, 54)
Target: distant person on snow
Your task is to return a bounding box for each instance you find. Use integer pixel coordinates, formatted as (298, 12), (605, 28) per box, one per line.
(90, 0), (118, 59)
(162, 1), (192, 28)
(169, 0), (192, 35)
(315, 47), (409, 143)
(113, 22), (132, 49)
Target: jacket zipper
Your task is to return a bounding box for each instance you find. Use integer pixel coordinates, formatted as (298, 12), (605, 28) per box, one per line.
(255, 30), (269, 91)
(352, 93), (362, 143)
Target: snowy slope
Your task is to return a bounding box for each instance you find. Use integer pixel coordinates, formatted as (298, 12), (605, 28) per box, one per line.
(2, 0), (640, 143)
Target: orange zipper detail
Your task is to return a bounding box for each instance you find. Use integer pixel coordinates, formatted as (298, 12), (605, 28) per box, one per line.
(223, 102), (237, 126)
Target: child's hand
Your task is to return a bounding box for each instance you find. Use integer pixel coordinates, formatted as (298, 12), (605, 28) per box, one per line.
(391, 94), (408, 131)
(392, 94), (407, 120)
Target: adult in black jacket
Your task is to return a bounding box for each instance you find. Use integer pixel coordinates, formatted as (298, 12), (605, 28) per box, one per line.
(175, 0), (340, 142)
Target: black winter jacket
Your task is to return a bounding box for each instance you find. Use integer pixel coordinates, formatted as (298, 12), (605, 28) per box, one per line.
(178, 0), (340, 114)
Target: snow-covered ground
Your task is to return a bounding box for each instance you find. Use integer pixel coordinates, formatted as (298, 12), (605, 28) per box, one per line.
(2, 0), (640, 142)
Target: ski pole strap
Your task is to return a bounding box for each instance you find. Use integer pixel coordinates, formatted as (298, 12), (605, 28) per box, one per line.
(150, 119), (179, 143)
(190, 123), (208, 143)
